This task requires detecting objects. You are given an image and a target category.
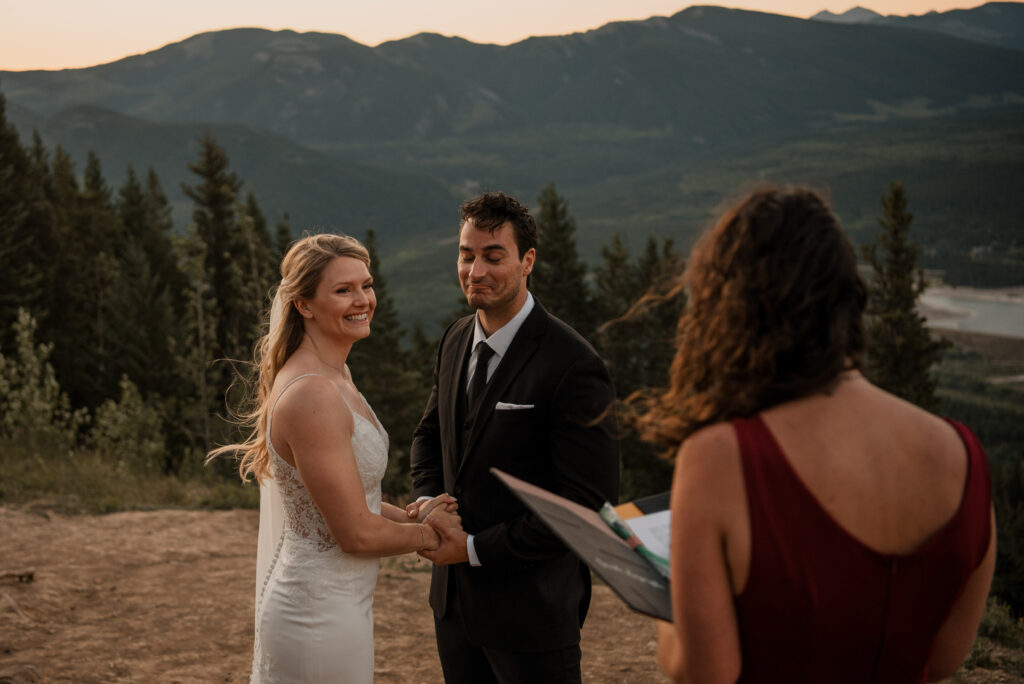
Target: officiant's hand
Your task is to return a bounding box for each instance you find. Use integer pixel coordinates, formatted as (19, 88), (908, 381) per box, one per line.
(419, 515), (469, 566)
(405, 493), (458, 523)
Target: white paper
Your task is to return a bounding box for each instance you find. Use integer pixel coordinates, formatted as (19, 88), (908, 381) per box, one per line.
(627, 509), (672, 561)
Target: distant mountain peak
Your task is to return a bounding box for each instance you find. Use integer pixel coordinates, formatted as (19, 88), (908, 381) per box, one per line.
(812, 6), (885, 23)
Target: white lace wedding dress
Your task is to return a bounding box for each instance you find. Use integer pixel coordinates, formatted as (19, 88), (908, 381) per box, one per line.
(251, 373), (388, 683)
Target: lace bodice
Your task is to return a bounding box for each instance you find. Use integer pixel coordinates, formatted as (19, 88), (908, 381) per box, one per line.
(267, 375), (389, 551)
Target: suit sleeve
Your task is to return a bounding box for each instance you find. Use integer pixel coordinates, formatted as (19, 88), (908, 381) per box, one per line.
(410, 334), (446, 500)
(471, 351), (619, 568)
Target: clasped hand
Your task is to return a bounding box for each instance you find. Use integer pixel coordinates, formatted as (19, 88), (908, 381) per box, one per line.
(405, 493), (468, 566)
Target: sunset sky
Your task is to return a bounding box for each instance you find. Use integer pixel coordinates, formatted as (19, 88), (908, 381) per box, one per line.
(1, 0), (999, 71)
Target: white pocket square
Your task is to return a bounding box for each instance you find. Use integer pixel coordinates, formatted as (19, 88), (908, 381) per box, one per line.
(495, 402), (535, 410)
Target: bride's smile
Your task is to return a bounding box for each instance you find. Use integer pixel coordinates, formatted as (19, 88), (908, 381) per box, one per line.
(298, 255), (376, 344)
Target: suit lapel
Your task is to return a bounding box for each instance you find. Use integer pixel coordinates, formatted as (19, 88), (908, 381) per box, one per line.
(458, 304), (548, 475)
(442, 318), (475, 484)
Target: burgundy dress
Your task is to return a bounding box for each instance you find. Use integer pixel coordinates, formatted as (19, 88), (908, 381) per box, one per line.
(732, 415), (991, 683)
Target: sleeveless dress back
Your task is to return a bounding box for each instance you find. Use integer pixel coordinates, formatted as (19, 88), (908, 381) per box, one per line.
(732, 415), (990, 684)
(251, 373), (389, 684)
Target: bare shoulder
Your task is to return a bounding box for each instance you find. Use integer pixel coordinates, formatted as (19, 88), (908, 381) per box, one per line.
(678, 422), (740, 470)
(273, 374), (353, 436)
(674, 422), (743, 504)
(871, 385), (965, 458)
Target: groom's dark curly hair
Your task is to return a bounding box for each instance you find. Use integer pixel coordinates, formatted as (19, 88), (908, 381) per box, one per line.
(459, 191), (538, 260)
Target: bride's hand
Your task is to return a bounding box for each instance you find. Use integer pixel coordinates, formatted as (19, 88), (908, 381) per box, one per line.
(406, 493), (458, 523)
(420, 523), (441, 551)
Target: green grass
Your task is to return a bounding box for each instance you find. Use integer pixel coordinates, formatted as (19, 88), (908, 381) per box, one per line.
(0, 439), (258, 514)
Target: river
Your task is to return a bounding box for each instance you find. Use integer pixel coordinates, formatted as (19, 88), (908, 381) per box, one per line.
(919, 288), (1024, 339)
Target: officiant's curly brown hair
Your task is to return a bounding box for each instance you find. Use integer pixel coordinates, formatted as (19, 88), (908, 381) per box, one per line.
(637, 187), (868, 448)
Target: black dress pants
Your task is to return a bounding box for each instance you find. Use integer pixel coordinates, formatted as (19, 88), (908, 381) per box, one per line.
(433, 595), (582, 684)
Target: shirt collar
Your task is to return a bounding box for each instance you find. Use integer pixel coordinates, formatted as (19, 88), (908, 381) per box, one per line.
(472, 291), (535, 359)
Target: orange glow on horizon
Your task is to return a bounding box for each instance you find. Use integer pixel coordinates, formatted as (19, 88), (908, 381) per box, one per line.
(1, 0), (1007, 72)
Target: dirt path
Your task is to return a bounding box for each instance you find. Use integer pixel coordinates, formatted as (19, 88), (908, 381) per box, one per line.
(0, 506), (668, 683)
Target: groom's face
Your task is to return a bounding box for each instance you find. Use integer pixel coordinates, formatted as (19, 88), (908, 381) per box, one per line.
(458, 220), (535, 313)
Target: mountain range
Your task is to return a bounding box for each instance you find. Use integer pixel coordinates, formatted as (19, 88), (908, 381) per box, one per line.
(812, 2), (1024, 49)
(2, 3), (1022, 326)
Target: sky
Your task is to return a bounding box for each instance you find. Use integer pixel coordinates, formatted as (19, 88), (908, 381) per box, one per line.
(1, 0), (999, 71)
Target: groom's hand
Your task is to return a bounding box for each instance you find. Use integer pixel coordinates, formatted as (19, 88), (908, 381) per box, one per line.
(420, 515), (469, 566)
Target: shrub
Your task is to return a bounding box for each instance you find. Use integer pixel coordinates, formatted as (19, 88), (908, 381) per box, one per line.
(0, 309), (87, 452)
(90, 375), (166, 473)
(978, 597), (1024, 649)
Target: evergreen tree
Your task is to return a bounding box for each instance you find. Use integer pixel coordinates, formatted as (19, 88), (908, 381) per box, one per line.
(173, 222), (219, 453)
(80, 151), (129, 405)
(861, 181), (947, 411)
(143, 167), (188, 312)
(29, 130), (48, 170)
(231, 192), (275, 349)
(592, 233), (685, 500)
(347, 229), (429, 498)
(36, 148), (127, 407)
(274, 211), (293, 262)
(592, 234), (640, 382)
(408, 322), (438, 386)
(181, 134), (245, 365)
(531, 183), (593, 340)
(181, 135), (275, 454)
(0, 95), (53, 349)
(114, 166), (183, 401)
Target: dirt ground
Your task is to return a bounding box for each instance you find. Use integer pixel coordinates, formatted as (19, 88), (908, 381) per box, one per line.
(2, 506), (1019, 684)
(0, 506), (669, 683)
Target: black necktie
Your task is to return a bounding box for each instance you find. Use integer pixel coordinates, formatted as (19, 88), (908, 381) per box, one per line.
(467, 342), (496, 411)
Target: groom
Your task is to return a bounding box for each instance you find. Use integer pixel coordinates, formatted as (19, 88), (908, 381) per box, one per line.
(409, 191), (619, 683)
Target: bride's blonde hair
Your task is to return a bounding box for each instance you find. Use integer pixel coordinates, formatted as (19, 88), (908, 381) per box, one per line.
(208, 233), (370, 483)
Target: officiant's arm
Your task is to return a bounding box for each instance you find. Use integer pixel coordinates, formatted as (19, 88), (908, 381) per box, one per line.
(275, 376), (442, 557)
(473, 354), (619, 568)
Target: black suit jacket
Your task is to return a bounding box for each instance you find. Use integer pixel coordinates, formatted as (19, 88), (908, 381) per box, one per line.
(411, 300), (619, 651)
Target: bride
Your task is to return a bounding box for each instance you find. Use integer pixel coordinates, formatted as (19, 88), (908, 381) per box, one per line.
(210, 234), (457, 683)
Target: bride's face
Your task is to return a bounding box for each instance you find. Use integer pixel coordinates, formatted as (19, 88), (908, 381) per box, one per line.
(298, 256), (375, 343)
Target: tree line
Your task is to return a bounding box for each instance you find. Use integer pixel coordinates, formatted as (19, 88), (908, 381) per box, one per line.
(0, 93), (684, 501)
(1, 92), (1021, 615)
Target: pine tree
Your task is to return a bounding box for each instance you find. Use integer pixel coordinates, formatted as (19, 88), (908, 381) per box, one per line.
(861, 181), (948, 411)
(143, 167), (188, 312)
(173, 222), (219, 453)
(0, 95), (53, 349)
(181, 135), (244, 364)
(592, 234), (640, 382)
(114, 166), (183, 401)
(274, 211), (293, 262)
(181, 136), (276, 448)
(347, 229), (430, 498)
(531, 183), (593, 340)
(230, 192), (275, 351)
(36, 149), (127, 407)
(592, 233), (685, 500)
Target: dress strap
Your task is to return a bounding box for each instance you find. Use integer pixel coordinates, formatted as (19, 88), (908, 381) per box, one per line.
(267, 373), (327, 452)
